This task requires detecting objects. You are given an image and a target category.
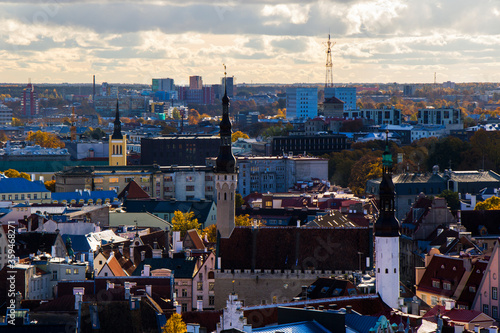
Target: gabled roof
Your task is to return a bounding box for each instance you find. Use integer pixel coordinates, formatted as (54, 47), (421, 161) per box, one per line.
(305, 210), (357, 228)
(417, 255), (467, 298)
(104, 255), (127, 277)
(118, 180), (150, 200)
(184, 229), (205, 250)
(423, 305), (487, 323)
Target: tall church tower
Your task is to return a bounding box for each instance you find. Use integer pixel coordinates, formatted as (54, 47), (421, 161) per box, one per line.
(109, 100), (127, 166)
(215, 68), (237, 239)
(375, 131), (400, 308)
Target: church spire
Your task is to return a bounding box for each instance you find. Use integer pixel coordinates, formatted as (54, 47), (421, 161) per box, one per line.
(215, 65), (236, 174)
(375, 130), (400, 237)
(112, 99), (123, 140)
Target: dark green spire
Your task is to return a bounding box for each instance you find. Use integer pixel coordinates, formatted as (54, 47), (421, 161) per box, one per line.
(215, 66), (236, 174)
(112, 99), (123, 140)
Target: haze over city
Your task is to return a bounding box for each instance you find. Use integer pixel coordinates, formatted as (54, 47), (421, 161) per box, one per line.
(1, 0), (500, 84)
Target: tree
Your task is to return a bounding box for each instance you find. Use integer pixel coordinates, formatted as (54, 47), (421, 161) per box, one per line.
(475, 196), (500, 210)
(235, 214), (252, 226)
(232, 131), (249, 142)
(438, 190), (460, 211)
(202, 224), (217, 243)
(44, 180), (56, 192)
(0, 130), (8, 142)
(348, 155), (382, 196)
(85, 127), (107, 140)
(172, 211), (200, 237)
(3, 169), (30, 180)
(235, 193), (244, 209)
(27, 131), (65, 148)
(12, 118), (23, 126)
(162, 313), (186, 333)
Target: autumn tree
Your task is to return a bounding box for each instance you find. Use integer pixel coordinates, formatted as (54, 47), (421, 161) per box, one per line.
(235, 214), (252, 226)
(232, 131), (249, 142)
(0, 130), (8, 142)
(348, 155), (382, 196)
(162, 313), (186, 333)
(44, 180), (56, 192)
(202, 224), (217, 243)
(27, 131), (65, 148)
(172, 211), (200, 237)
(475, 196), (500, 210)
(3, 169), (30, 180)
(12, 118), (23, 126)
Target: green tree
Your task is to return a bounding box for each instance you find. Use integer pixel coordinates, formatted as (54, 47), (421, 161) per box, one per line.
(162, 313), (186, 333)
(438, 190), (460, 211)
(85, 127), (106, 140)
(475, 196), (500, 210)
(348, 155), (382, 196)
(172, 211), (200, 237)
(235, 193), (244, 209)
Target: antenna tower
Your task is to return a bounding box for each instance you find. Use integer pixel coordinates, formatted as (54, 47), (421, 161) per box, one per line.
(325, 33), (335, 88)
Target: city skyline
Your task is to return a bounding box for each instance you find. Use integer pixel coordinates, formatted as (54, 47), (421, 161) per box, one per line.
(0, 0), (499, 85)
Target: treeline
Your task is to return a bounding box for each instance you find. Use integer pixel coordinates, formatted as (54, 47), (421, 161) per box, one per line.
(323, 129), (500, 196)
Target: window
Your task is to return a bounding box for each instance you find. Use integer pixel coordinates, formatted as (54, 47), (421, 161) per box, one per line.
(124, 177), (134, 183)
(209, 282), (215, 291)
(493, 306), (498, 319)
(186, 185), (195, 191)
(197, 282), (203, 291)
(66, 268), (71, 275)
(209, 296), (215, 306)
(33, 194), (37, 199)
(431, 296), (438, 306)
(182, 289), (187, 297)
(469, 286), (476, 293)
(181, 303), (188, 312)
(443, 282), (451, 290)
(493, 287), (498, 300)
(483, 304), (489, 315)
(74, 269), (79, 275)
(52, 271), (57, 280)
(141, 177), (150, 183)
(94, 178), (104, 183)
(197, 295), (203, 301)
(109, 177), (119, 183)
(432, 280), (440, 288)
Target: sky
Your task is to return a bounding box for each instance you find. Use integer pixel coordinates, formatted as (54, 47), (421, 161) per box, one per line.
(0, 0), (499, 85)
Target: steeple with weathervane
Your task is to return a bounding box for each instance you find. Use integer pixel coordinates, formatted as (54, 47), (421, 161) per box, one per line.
(215, 65), (237, 239)
(374, 130), (401, 308)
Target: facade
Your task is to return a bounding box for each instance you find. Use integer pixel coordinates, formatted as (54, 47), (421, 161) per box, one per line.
(374, 139), (401, 309)
(192, 252), (216, 310)
(221, 76), (235, 97)
(271, 134), (348, 155)
(472, 240), (500, 320)
(321, 96), (344, 118)
(21, 83), (39, 117)
(410, 125), (446, 141)
(141, 135), (220, 166)
(0, 178), (51, 203)
(209, 156), (328, 197)
(55, 165), (216, 201)
(108, 101), (127, 166)
(0, 104), (12, 125)
(152, 78), (174, 92)
(417, 107), (463, 132)
(346, 107), (402, 125)
(324, 87), (357, 111)
(286, 87), (318, 120)
(189, 76), (203, 90)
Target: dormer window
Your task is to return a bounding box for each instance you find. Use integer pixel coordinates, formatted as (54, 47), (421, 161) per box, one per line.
(432, 279), (440, 288)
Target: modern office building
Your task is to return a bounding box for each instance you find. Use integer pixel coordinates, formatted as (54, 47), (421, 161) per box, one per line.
(141, 135), (221, 166)
(346, 106), (402, 125)
(189, 76), (203, 90)
(21, 83), (39, 117)
(417, 107), (463, 133)
(272, 134), (348, 155)
(152, 78), (174, 92)
(286, 87), (318, 120)
(324, 87), (357, 111)
(0, 104), (12, 125)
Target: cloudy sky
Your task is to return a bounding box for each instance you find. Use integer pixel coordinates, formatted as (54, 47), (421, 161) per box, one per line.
(0, 0), (499, 85)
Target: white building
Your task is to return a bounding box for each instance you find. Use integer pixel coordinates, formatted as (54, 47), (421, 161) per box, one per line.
(286, 87), (318, 120)
(417, 107), (463, 133)
(410, 125), (446, 142)
(325, 87), (357, 111)
(0, 104), (12, 126)
(347, 106), (402, 125)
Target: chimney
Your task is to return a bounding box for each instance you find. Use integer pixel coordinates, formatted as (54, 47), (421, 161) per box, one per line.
(296, 219), (300, 228)
(475, 325), (480, 333)
(445, 300), (455, 310)
(454, 325), (465, 333)
(89, 250), (94, 270)
(329, 304), (338, 310)
(130, 247), (135, 264)
(176, 303), (182, 314)
(145, 285), (152, 296)
(185, 249), (191, 258)
(107, 281), (114, 290)
(187, 324), (200, 333)
(141, 251), (146, 262)
(119, 244), (124, 255)
(80, 253), (85, 262)
(142, 264), (151, 277)
(152, 249), (162, 259)
(197, 300), (203, 311)
(125, 287), (131, 300)
(489, 327), (499, 333)
(74, 292), (83, 310)
(169, 250), (174, 258)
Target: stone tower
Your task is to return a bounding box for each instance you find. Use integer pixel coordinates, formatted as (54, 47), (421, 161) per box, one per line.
(108, 100), (127, 166)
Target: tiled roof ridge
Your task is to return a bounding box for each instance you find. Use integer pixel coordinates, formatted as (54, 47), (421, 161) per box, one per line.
(244, 294), (380, 310)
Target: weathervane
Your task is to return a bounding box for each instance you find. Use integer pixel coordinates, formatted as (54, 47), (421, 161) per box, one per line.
(223, 64), (227, 78)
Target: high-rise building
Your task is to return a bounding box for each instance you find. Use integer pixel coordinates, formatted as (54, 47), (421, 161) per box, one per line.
(152, 78), (174, 92)
(0, 104), (13, 125)
(215, 82), (237, 239)
(374, 134), (400, 309)
(108, 101), (127, 166)
(285, 87), (318, 120)
(101, 82), (109, 96)
(189, 76), (203, 90)
(324, 87), (357, 111)
(21, 83), (39, 117)
(221, 76), (235, 97)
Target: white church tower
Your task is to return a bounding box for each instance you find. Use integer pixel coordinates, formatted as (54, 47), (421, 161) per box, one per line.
(375, 132), (401, 309)
(215, 68), (237, 239)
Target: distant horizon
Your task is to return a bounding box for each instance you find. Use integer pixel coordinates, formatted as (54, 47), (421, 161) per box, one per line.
(1, 1), (500, 85)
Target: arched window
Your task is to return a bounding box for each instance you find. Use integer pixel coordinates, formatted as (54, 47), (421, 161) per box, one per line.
(224, 193), (227, 200)
(208, 271), (215, 279)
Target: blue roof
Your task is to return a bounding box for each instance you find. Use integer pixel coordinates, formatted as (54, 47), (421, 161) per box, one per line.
(253, 321), (330, 333)
(0, 178), (49, 193)
(52, 190), (117, 203)
(63, 234), (91, 253)
(344, 313), (379, 333)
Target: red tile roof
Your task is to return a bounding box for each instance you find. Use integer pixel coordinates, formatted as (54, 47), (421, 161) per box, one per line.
(118, 180), (150, 200)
